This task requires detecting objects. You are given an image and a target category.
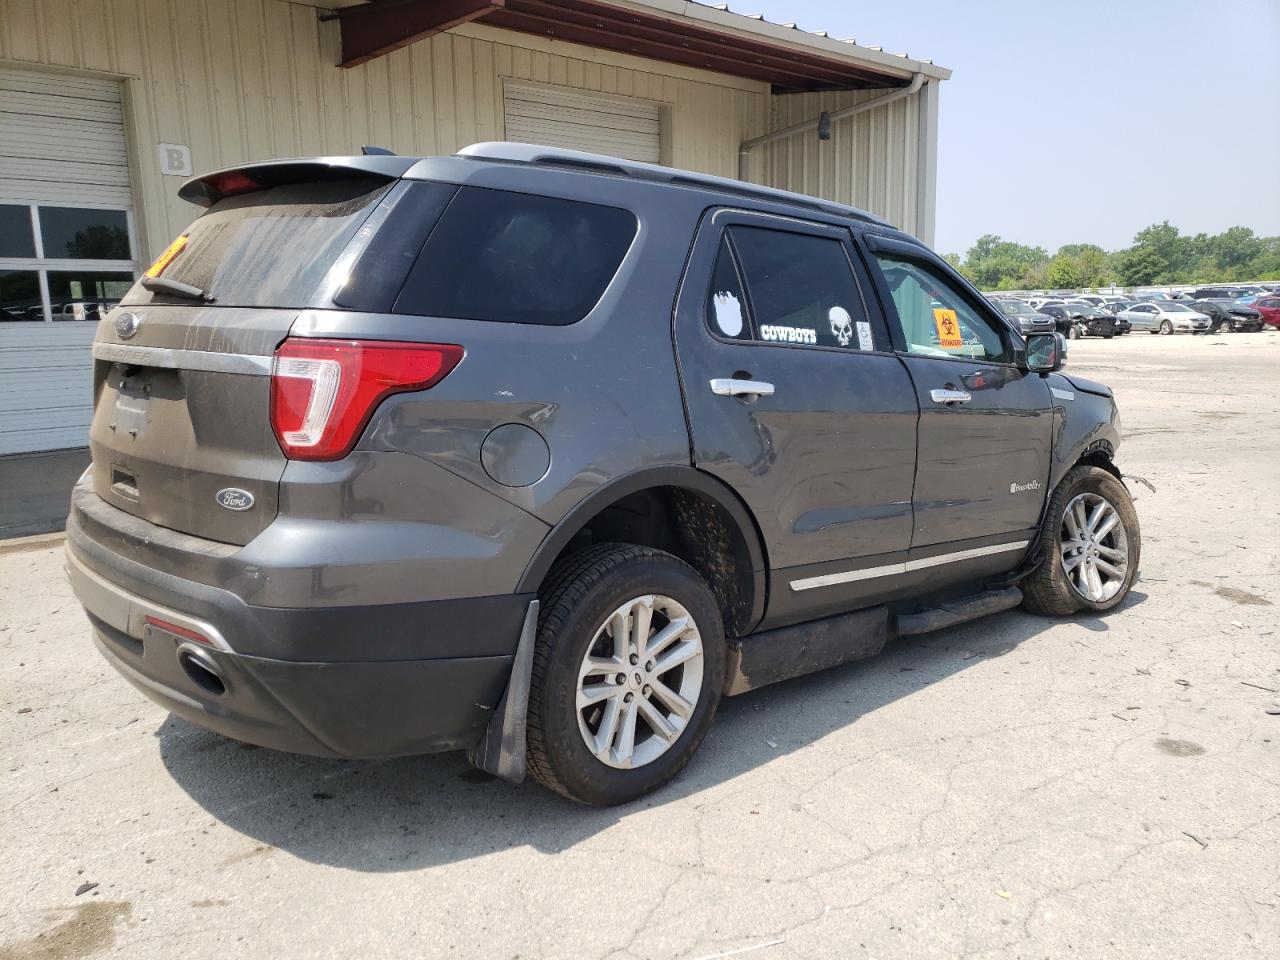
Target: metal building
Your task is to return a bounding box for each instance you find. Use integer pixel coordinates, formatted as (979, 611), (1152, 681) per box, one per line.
(0, 0), (949, 456)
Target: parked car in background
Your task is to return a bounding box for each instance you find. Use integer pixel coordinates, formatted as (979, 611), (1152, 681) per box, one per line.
(1070, 295), (1106, 308)
(1041, 303), (1117, 339)
(1251, 296), (1280, 329)
(1191, 286), (1249, 300)
(1099, 301), (1133, 316)
(1191, 299), (1265, 333)
(993, 298), (1057, 336)
(1118, 301), (1211, 334)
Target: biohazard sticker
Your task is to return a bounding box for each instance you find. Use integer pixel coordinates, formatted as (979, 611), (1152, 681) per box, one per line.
(712, 291), (744, 337)
(933, 308), (963, 349)
(760, 324), (817, 345)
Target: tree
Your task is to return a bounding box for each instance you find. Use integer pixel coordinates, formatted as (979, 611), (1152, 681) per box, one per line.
(1115, 246), (1164, 287)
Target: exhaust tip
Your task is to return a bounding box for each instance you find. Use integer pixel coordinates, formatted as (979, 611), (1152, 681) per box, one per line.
(177, 646), (227, 696)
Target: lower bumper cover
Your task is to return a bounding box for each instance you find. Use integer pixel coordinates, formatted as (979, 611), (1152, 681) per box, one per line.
(68, 540), (525, 759)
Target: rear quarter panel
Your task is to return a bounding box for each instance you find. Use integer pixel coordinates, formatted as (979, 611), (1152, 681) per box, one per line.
(291, 162), (704, 528)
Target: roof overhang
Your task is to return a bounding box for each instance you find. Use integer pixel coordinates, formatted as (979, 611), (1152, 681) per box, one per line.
(334, 0), (950, 91)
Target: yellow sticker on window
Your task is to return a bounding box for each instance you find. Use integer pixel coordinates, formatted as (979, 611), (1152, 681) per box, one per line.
(144, 234), (188, 278)
(933, 307), (963, 349)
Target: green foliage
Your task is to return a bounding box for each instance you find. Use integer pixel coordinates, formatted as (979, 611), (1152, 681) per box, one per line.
(948, 223), (1280, 290)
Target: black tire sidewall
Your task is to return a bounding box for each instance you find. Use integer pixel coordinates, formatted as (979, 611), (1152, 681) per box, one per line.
(1043, 467), (1141, 614)
(532, 550), (725, 805)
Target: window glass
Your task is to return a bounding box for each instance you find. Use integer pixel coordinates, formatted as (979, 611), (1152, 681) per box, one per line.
(705, 235), (750, 340)
(124, 179), (387, 308)
(1, 270), (42, 321)
(729, 226), (873, 350)
(38, 207), (130, 260)
(47, 270), (134, 321)
(872, 254), (1011, 362)
(0, 205), (36, 258)
(394, 186), (637, 326)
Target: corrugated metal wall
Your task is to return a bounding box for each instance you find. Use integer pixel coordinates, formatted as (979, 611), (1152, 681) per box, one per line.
(760, 87), (924, 240)
(0, 0), (777, 258)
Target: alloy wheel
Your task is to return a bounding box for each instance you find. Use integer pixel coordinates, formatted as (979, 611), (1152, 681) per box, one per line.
(575, 595), (704, 770)
(1060, 492), (1129, 603)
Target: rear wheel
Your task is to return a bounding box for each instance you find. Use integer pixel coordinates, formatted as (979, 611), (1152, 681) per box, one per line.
(1159, 320), (1173, 335)
(526, 544), (725, 805)
(1022, 465), (1141, 616)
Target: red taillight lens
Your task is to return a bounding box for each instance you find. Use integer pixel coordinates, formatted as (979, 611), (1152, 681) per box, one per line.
(207, 171), (260, 198)
(270, 339), (463, 461)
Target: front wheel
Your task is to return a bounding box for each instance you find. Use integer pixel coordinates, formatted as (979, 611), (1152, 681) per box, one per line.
(1068, 324), (1082, 340)
(1022, 465), (1141, 616)
(1159, 320), (1174, 335)
(526, 544), (725, 805)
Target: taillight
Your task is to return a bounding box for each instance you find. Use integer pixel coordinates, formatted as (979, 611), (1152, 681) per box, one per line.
(270, 338), (463, 461)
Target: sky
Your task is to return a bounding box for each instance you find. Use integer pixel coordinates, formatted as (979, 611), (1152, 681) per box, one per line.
(747, 0), (1280, 256)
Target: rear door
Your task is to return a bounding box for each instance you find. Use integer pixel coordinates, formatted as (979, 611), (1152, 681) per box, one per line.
(859, 233), (1053, 562)
(90, 173), (397, 544)
(673, 209), (919, 625)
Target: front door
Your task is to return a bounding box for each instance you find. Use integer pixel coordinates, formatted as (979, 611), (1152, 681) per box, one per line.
(859, 234), (1053, 570)
(673, 209), (919, 626)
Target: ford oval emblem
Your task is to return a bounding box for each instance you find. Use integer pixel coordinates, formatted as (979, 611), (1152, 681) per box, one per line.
(115, 311), (141, 339)
(215, 488), (255, 512)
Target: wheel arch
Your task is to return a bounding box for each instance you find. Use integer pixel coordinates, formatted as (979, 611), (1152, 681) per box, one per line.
(516, 467), (768, 637)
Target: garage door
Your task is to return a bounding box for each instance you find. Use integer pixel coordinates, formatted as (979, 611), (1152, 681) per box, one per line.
(0, 68), (138, 455)
(503, 81), (662, 163)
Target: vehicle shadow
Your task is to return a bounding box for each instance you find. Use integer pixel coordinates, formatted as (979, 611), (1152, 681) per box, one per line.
(157, 591), (1147, 872)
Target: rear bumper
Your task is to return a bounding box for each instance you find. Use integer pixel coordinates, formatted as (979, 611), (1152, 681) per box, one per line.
(67, 534), (529, 759)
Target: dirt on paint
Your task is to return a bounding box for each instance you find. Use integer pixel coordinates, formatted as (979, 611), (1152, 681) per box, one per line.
(0, 901), (131, 960)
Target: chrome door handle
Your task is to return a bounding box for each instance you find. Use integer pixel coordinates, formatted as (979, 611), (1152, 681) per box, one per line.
(710, 378), (775, 397)
(930, 388), (971, 405)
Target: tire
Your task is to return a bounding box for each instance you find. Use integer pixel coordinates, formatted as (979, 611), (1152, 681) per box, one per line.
(526, 543), (725, 805)
(1022, 465), (1141, 616)
(1159, 320), (1173, 335)
(1068, 324), (1082, 340)
(1102, 332), (1114, 339)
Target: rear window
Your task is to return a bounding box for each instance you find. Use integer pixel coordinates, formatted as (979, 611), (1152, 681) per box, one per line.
(123, 178), (389, 308)
(392, 187), (636, 326)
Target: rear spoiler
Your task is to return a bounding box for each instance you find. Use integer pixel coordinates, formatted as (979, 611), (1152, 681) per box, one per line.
(178, 156), (418, 207)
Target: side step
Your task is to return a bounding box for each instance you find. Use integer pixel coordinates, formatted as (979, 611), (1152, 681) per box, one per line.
(722, 586), (1024, 697)
(723, 606), (887, 696)
(893, 586), (1023, 637)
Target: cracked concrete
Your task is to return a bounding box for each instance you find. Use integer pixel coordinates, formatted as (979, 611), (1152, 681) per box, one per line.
(2, 332), (1279, 959)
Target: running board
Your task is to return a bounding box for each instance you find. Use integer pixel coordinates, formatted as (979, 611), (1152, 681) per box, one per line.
(722, 586), (1024, 697)
(893, 586), (1023, 637)
(723, 606), (888, 696)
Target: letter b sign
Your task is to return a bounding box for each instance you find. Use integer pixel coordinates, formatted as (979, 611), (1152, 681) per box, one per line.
(157, 143), (192, 177)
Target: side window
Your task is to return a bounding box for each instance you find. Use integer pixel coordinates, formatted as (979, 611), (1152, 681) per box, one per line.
(870, 254), (1012, 363)
(728, 225), (874, 350)
(393, 186), (637, 325)
(705, 235), (751, 340)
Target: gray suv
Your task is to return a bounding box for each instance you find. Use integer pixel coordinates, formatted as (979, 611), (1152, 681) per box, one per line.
(67, 143), (1140, 805)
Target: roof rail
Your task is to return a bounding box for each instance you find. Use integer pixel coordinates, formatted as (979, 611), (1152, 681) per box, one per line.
(455, 142), (889, 227)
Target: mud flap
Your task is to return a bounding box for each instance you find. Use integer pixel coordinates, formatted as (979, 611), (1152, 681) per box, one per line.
(467, 599), (539, 782)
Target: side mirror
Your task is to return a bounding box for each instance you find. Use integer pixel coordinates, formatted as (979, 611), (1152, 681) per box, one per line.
(1024, 332), (1066, 373)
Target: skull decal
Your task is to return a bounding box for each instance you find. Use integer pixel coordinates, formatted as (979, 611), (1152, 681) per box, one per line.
(829, 306), (854, 347)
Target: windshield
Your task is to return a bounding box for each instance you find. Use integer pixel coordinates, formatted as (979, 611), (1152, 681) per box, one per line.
(998, 300), (1031, 315)
(122, 178), (389, 309)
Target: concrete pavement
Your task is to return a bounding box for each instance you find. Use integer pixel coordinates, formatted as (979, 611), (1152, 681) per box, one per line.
(1, 333), (1278, 959)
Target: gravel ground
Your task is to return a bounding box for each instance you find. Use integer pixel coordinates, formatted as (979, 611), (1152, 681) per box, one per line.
(2, 330), (1278, 960)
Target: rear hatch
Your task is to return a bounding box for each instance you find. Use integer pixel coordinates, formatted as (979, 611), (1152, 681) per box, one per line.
(90, 168), (400, 544)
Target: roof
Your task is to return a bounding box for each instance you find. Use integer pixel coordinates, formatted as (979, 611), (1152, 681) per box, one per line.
(335, 0), (951, 90)
(451, 141), (892, 225)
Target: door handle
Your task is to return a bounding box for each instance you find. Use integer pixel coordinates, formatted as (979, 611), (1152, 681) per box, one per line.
(710, 378), (775, 398)
(930, 388), (971, 405)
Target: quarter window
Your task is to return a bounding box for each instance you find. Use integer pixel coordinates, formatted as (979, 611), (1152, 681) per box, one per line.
(393, 187), (637, 326)
(728, 226), (874, 350)
(871, 254), (1012, 363)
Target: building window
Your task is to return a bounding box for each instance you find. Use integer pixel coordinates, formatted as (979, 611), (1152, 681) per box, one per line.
(0, 203), (137, 323)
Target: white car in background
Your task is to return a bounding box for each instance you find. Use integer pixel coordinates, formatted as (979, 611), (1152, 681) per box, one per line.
(1118, 301), (1211, 335)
